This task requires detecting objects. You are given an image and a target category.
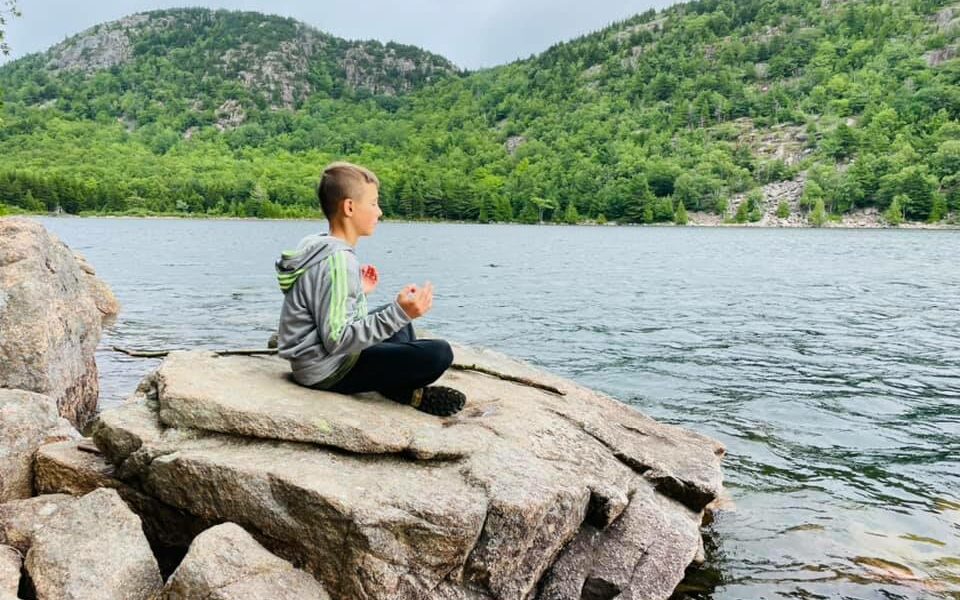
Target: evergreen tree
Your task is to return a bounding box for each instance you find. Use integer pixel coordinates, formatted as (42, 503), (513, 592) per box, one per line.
(563, 201), (579, 224)
(623, 175), (655, 224)
(734, 199), (750, 223)
(746, 189), (764, 222)
(673, 200), (688, 225)
(776, 200), (790, 219)
(884, 195), (905, 226)
(519, 200), (539, 224)
(809, 198), (828, 227)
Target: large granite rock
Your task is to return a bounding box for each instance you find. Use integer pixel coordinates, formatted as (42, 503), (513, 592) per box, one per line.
(0, 390), (67, 502)
(0, 218), (119, 428)
(163, 522), (329, 599)
(24, 488), (162, 600)
(73, 251), (121, 317)
(93, 346), (725, 600)
(0, 494), (76, 555)
(33, 438), (211, 549)
(0, 544), (20, 600)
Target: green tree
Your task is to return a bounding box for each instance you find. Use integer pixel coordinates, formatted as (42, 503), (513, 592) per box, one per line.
(776, 200), (790, 219)
(243, 181), (270, 218)
(623, 175), (655, 224)
(673, 200), (688, 225)
(563, 201), (579, 224)
(0, 1), (18, 56)
(23, 190), (44, 212)
(809, 198), (828, 227)
(746, 189), (763, 222)
(800, 180), (823, 212)
(519, 200), (539, 224)
(884, 195), (905, 226)
(929, 194), (947, 223)
(878, 166), (938, 220)
(823, 123), (858, 160)
(733, 199), (750, 223)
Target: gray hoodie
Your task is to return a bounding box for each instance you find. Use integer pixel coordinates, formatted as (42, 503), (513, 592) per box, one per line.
(275, 233), (411, 387)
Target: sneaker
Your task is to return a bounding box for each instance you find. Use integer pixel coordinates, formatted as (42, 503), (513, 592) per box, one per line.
(410, 386), (466, 417)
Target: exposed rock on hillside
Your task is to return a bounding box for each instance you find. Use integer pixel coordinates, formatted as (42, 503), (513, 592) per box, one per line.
(92, 346), (725, 600)
(735, 118), (813, 166)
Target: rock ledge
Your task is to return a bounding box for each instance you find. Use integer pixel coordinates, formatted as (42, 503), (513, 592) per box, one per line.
(92, 345), (725, 600)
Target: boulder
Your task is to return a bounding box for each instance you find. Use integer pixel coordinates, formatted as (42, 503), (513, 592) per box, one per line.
(24, 488), (162, 600)
(0, 494), (76, 554)
(162, 522), (329, 599)
(0, 389), (63, 502)
(0, 218), (118, 428)
(34, 440), (117, 497)
(72, 251), (120, 318)
(0, 544), (20, 600)
(93, 345), (725, 600)
(33, 438), (211, 549)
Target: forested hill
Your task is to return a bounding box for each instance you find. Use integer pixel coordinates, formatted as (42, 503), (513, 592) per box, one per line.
(0, 9), (458, 111)
(0, 1), (958, 225)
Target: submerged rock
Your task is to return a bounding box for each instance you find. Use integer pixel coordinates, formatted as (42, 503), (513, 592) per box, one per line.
(0, 218), (119, 428)
(24, 488), (162, 600)
(163, 522), (329, 599)
(93, 345), (725, 600)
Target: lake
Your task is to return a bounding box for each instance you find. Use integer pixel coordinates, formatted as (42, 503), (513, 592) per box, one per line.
(36, 217), (960, 599)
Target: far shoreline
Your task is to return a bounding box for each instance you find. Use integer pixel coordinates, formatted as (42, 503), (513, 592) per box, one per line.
(15, 212), (960, 231)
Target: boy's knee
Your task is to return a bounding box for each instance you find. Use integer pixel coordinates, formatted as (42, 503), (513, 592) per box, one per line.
(430, 340), (454, 372)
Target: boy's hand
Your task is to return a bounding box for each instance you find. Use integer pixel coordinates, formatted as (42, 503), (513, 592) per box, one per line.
(397, 282), (433, 319)
(361, 264), (379, 295)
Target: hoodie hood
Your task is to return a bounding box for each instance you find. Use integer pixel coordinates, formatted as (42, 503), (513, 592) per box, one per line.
(276, 233), (352, 293)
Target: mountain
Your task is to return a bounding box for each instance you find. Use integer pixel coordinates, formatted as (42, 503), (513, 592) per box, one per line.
(0, 1), (958, 225)
(0, 8), (458, 114)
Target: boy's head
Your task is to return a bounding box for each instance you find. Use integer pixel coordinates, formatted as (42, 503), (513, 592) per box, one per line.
(317, 162), (382, 236)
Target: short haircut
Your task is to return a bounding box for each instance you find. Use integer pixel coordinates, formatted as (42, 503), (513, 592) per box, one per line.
(317, 162), (380, 219)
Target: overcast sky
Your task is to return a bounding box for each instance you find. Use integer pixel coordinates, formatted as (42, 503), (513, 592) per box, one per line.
(2, 0), (678, 70)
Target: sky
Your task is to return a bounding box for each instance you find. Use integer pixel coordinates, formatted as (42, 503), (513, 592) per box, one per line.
(1, 0), (678, 70)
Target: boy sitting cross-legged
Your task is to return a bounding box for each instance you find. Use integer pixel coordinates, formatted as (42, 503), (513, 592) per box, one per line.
(275, 161), (465, 417)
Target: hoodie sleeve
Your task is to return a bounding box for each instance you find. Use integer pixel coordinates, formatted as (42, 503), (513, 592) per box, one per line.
(314, 249), (411, 355)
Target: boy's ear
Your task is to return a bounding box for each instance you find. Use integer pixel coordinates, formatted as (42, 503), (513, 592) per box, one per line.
(342, 197), (354, 216)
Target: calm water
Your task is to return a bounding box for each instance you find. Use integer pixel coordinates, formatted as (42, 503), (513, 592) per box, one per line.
(37, 217), (960, 599)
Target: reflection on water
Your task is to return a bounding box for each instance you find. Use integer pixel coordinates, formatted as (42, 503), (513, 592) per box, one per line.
(37, 218), (960, 599)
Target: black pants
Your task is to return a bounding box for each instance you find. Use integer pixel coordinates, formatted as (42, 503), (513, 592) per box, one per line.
(321, 322), (454, 404)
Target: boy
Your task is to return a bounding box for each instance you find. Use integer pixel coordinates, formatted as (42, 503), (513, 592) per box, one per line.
(275, 162), (465, 417)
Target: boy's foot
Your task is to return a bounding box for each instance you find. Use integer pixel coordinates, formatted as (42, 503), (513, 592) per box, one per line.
(410, 386), (466, 417)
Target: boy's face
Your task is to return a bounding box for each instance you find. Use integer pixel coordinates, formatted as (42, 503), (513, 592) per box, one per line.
(344, 182), (382, 237)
